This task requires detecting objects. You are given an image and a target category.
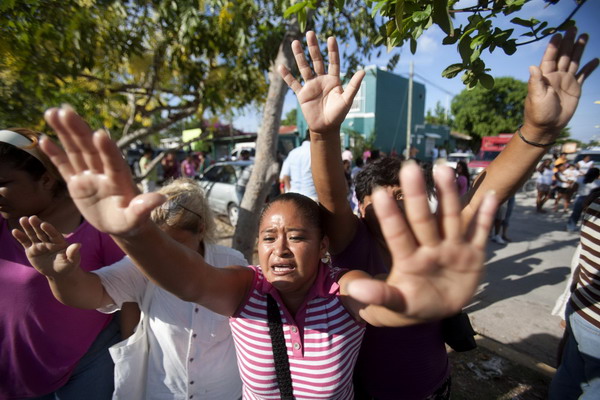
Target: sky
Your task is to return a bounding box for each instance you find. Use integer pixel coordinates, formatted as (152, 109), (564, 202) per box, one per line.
(233, 0), (600, 144)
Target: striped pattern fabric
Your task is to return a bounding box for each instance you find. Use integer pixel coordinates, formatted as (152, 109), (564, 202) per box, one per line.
(571, 197), (600, 329)
(230, 265), (365, 399)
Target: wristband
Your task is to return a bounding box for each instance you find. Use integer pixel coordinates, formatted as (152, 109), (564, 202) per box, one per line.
(517, 125), (556, 148)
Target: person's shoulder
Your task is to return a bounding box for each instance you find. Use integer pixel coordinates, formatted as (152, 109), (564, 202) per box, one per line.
(206, 243), (249, 266)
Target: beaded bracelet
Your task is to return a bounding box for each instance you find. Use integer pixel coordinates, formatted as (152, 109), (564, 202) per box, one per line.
(517, 125), (556, 148)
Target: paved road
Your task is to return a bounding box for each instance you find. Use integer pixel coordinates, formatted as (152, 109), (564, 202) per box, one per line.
(466, 190), (579, 368)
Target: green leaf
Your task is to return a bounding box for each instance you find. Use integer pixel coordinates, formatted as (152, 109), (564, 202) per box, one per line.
(432, 0), (454, 35)
(441, 63), (464, 79)
(479, 73), (495, 89)
(442, 33), (459, 45)
(298, 9), (307, 32)
(541, 27), (557, 36)
(510, 17), (535, 28)
(502, 40), (517, 55)
(410, 38), (417, 54)
(458, 36), (473, 64)
(283, 1), (308, 18)
(533, 21), (548, 34)
(371, 0), (387, 18)
(470, 47), (481, 62)
(412, 24), (424, 40)
(335, 0), (346, 9)
(411, 5), (432, 23)
(395, 0), (405, 34)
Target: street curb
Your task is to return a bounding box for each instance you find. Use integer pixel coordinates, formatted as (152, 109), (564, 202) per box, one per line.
(473, 334), (556, 379)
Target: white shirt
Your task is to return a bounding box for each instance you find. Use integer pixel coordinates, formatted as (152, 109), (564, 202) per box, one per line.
(279, 141), (317, 199)
(576, 176), (600, 197)
(341, 149), (353, 162)
(577, 160), (594, 175)
(94, 243), (247, 400)
(536, 168), (554, 185)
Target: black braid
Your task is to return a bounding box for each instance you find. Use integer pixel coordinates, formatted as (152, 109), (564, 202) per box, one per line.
(266, 294), (295, 399)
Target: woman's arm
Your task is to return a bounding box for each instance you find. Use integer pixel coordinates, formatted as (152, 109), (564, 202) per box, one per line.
(41, 107), (254, 317)
(279, 32), (365, 254)
(461, 28), (598, 227)
(12, 216), (114, 309)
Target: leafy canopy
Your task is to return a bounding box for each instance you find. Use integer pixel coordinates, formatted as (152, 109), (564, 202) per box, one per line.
(450, 76), (527, 138)
(0, 0), (286, 147)
(285, 0), (587, 89)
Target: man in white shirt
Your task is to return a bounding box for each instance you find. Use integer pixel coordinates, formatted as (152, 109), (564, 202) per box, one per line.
(577, 155), (594, 175)
(279, 138), (317, 200)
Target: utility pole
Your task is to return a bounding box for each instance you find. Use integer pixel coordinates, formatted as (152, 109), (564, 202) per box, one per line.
(406, 61), (414, 159)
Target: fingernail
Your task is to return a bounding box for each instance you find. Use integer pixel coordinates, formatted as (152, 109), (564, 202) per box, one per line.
(61, 103), (75, 112)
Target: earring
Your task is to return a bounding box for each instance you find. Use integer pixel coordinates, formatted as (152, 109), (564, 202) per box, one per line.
(320, 252), (331, 266)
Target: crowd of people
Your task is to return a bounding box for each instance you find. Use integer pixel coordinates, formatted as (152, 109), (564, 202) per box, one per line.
(1, 27), (598, 400)
(135, 149), (212, 193)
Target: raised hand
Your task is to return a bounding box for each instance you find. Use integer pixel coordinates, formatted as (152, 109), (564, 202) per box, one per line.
(347, 163), (497, 320)
(278, 31), (365, 134)
(524, 27), (598, 137)
(41, 107), (166, 236)
(12, 216), (81, 278)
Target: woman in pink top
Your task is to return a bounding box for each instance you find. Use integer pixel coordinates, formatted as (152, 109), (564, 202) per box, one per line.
(0, 128), (125, 399)
(36, 106), (497, 399)
(455, 161), (471, 197)
(180, 153), (197, 179)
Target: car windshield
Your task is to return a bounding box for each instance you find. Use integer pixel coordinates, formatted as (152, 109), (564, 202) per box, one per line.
(574, 153), (600, 163)
(475, 151), (500, 162)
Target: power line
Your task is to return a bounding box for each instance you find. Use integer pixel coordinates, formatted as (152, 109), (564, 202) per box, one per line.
(397, 71), (457, 97)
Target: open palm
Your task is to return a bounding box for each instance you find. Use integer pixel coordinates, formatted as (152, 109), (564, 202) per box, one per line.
(279, 31), (365, 134)
(348, 163), (497, 320)
(12, 216), (81, 278)
(41, 108), (166, 236)
(524, 28), (598, 134)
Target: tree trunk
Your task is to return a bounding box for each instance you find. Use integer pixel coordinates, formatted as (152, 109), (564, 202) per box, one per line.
(232, 22), (301, 262)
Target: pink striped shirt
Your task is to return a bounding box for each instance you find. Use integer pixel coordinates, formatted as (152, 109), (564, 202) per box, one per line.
(230, 263), (365, 399)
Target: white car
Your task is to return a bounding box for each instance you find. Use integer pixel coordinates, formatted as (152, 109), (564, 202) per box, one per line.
(444, 152), (475, 170)
(197, 160), (253, 226)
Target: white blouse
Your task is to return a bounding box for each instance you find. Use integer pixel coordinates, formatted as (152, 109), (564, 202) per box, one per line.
(94, 243), (248, 400)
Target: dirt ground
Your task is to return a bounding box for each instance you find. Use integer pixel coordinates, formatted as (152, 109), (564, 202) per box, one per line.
(448, 346), (551, 400)
(214, 219), (553, 400)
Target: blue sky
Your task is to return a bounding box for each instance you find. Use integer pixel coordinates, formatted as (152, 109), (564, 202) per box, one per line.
(233, 0), (600, 143)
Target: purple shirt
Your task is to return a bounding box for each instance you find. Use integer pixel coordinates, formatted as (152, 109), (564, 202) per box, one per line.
(0, 217), (125, 398)
(331, 219), (450, 399)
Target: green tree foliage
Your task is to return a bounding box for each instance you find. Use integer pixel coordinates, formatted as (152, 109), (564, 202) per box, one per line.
(425, 101), (452, 126)
(0, 0), (281, 147)
(451, 77), (527, 138)
(281, 108), (297, 126)
(286, 0), (588, 89)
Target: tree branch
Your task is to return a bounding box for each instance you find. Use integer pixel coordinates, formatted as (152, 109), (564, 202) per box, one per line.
(116, 100), (201, 149)
(515, 0), (585, 47)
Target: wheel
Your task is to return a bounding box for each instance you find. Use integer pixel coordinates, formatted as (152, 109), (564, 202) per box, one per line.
(227, 203), (239, 227)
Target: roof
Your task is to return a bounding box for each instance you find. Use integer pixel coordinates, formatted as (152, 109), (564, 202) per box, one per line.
(450, 131), (472, 140)
(279, 125), (297, 134)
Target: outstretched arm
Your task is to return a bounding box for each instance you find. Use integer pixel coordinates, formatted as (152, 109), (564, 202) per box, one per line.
(12, 216), (113, 309)
(41, 107), (253, 316)
(279, 32), (365, 254)
(461, 27), (598, 227)
(340, 163), (497, 326)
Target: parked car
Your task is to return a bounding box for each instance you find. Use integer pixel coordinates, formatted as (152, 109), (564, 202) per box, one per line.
(444, 152), (475, 170)
(573, 149), (600, 168)
(197, 160), (253, 226)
